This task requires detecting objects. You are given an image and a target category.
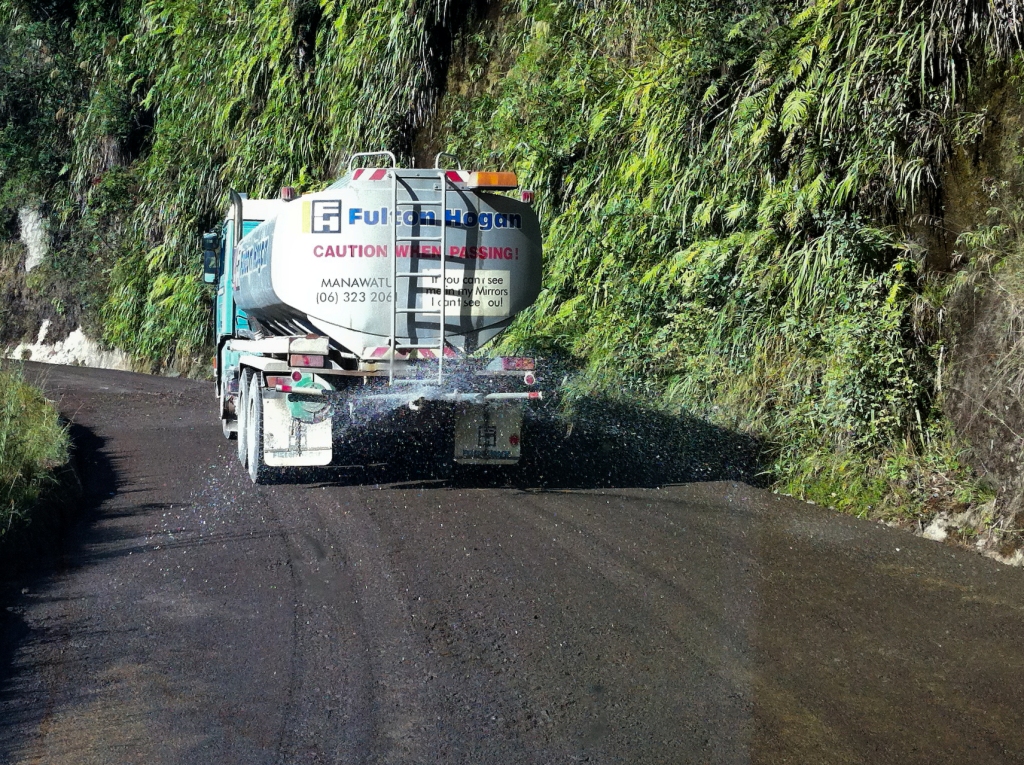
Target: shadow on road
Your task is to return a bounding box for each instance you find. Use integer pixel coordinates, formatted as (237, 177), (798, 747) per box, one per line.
(0, 422), (117, 709)
(0, 423), (113, 578)
(515, 397), (767, 489)
(273, 395), (769, 491)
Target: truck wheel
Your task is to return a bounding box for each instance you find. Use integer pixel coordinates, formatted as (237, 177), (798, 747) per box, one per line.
(237, 369), (252, 468)
(220, 378), (237, 440)
(246, 373), (272, 484)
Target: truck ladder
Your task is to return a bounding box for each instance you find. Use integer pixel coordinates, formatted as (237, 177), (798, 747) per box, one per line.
(388, 165), (454, 385)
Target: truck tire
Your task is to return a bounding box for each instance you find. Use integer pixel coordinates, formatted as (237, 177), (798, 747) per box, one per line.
(246, 373), (272, 484)
(220, 378), (237, 440)
(237, 368), (252, 468)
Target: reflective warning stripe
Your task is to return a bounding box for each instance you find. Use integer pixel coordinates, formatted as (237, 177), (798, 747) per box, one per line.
(351, 168), (388, 181)
(352, 169), (469, 184)
(415, 347), (458, 360)
(364, 346), (458, 360)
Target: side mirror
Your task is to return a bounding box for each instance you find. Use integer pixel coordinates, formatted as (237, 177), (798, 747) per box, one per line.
(202, 232), (221, 284)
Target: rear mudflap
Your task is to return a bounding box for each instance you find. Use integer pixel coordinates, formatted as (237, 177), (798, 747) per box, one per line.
(453, 402), (523, 465)
(263, 390), (333, 466)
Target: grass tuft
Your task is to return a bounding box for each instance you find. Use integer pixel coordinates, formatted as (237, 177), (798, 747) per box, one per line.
(0, 368), (69, 540)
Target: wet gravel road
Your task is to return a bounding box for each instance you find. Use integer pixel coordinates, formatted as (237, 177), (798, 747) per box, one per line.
(3, 363), (1024, 763)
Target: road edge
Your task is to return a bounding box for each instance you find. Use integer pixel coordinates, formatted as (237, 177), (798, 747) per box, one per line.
(0, 418), (84, 580)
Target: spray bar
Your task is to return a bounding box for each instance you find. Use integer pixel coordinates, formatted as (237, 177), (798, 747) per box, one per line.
(348, 391), (544, 404)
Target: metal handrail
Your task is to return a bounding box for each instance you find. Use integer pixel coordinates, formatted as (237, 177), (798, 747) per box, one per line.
(389, 168), (398, 384)
(438, 168), (448, 384)
(348, 150), (397, 172)
(434, 152), (461, 170)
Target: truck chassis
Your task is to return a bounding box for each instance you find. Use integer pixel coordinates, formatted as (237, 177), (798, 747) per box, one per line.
(219, 334), (542, 483)
(206, 153), (543, 484)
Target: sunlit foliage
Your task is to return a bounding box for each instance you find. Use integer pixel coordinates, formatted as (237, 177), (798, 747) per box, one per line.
(0, 368), (68, 538)
(441, 0), (1019, 511)
(0, 0), (1020, 513)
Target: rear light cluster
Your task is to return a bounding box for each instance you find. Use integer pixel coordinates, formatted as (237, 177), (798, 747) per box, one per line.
(266, 371), (305, 389)
(483, 356), (538, 385)
(267, 375), (325, 395)
(500, 357), (535, 371)
(289, 354), (325, 368)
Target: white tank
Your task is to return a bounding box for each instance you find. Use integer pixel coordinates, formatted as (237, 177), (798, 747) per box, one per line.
(232, 168), (542, 357)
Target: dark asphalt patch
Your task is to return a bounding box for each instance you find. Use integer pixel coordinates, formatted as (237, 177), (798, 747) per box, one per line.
(1, 362), (1023, 764)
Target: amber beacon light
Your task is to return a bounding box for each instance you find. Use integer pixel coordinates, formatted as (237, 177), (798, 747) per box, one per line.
(467, 171), (518, 191)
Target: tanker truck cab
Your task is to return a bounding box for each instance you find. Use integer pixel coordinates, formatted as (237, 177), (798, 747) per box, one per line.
(205, 152), (545, 484)
(217, 197), (283, 346)
(206, 194), (285, 442)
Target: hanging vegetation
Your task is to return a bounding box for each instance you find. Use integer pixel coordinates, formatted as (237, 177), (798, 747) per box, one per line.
(1, 0), (1022, 520)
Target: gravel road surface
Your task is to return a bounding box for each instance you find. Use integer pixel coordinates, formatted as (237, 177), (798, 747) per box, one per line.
(2, 363), (1024, 764)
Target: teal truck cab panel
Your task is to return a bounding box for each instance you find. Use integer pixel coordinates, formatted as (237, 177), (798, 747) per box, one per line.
(216, 216), (276, 384)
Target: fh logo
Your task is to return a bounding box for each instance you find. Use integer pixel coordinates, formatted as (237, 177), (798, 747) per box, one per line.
(477, 424), (497, 449)
(311, 200), (341, 234)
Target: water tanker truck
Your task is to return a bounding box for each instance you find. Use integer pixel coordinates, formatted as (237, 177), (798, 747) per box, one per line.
(201, 152), (545, 483)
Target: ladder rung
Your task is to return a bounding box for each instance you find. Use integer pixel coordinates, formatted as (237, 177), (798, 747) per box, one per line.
(398, 235), (443, 242)
(395, 308), (442, 315)
(396, 199), (443, 206)
(395, 271), (442, 278)
(395, 343), (444, 350)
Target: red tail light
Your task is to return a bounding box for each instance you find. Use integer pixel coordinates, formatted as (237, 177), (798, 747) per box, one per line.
(502, 357), (535, 371)
(290, 354), (325, 368)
